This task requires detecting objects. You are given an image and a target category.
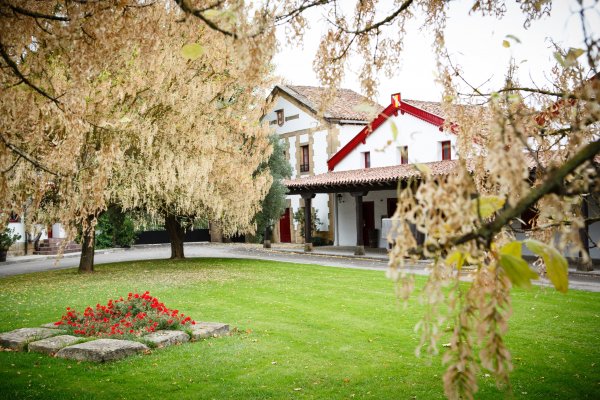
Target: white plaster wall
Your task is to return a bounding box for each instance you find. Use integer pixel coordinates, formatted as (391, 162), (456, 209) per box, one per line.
(313, 129), (329, 175)
(52, 223), (66, 239)
(336, 190), (397, 247)
(334, 112), (458, 171)
(337, 193), (356, 246)
(264, 97), (319, 134)
(7, 222), (25, 243)
(288, 136), (297, 177)
(338, 124), (366, 151)
(314, 193), (330, 231)
(290, 196), (300, 231)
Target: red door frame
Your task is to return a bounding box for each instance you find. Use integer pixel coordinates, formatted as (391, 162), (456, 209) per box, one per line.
(279, 208), (292, 243)
(362, 201), (375, 246)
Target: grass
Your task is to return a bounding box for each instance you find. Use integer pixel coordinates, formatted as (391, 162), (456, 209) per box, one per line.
(0, 257), (599, 399)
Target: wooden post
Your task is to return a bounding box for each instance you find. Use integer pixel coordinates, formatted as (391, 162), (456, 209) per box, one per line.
(352, 192), (368, 255)
(301, 193), (315, 252)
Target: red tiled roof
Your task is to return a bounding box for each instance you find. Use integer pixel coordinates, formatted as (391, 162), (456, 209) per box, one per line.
(276, 85), (384, 122)
(287, 151), (597, 191)
(403, 99), (445, 118)
(285, 160), (460, 189)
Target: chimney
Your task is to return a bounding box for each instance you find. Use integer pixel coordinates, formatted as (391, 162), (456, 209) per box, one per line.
(391, 93), (401, 108)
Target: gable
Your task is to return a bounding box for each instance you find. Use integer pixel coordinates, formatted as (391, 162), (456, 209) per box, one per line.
(263, 93), (320, 135)
(327, 94), (456, 171)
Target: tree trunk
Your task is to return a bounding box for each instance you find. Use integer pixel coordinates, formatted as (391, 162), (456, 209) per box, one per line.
(78, 215), (95, 273)
(165, 214), (185, 259)
(263, 225), (271, 248)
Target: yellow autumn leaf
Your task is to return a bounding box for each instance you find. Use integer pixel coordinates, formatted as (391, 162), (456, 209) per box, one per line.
(472, 195), (505, 219)
(181, 43), (204, 61)
(525, 240), (568, 293)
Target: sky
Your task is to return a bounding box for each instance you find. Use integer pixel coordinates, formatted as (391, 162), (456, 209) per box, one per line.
(273, 0), (600, 106)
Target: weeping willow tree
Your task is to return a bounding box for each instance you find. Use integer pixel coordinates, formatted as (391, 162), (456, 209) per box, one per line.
(0, 1), (275, 270)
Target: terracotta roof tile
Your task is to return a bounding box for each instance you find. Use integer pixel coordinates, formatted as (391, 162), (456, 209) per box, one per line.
(286, 151), (596, 191)
(285, 160), (459, 189)
(280, 85), (384, 121)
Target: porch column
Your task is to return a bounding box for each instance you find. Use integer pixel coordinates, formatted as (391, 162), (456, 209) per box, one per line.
(351, 192), (368, 255)
(301, 193), (315, 252)
(578, 196), (593, 271)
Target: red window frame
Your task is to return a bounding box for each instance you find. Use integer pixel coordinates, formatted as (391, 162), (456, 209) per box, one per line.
(441, 141), (451, 161)
(364, 151), (371, 168)
(300, 145), (309, 172)
(400, 146), (408, 164)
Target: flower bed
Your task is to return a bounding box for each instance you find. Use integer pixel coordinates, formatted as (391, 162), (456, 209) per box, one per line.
(55, 291), (196, 338)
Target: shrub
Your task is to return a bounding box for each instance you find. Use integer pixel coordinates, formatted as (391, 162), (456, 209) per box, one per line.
(95, 207), (137, 249)
(55, 291), (195, 337)
(0, 227), (21, 251)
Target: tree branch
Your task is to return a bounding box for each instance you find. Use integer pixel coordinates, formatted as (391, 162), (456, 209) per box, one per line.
(336, 0), (414, 35)
(411, 139), (600, 256)
(8, 4), (69, 21)
(0, 43), (61, 105)
(0, 134), (62, 177)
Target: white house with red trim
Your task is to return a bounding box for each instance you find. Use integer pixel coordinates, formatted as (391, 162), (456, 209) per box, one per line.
(264, 85), (461, 251)
(262, 85), (383, 245)
(274, 86), (600, 261)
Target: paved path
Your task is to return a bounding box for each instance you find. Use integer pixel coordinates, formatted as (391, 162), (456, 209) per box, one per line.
(1, 243), (599, 292)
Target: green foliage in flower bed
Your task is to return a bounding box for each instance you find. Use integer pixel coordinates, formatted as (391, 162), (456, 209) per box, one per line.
(0, 258), (599, 399)
(56, 291), (195, 338)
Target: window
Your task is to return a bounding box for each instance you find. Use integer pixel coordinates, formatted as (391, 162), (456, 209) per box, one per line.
(276, 109), (284, 126)
(363, 151), (371, 168)
(400, 146), (408, 164)
(300, 145), (309, 172)
(441, 141), (451, 160)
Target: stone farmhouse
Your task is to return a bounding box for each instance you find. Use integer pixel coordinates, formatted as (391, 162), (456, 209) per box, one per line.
(263, 84), (600, 259)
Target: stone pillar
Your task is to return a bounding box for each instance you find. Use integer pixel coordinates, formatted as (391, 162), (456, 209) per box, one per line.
(352, 192), (368, 255)
(301, 193), (315, 252)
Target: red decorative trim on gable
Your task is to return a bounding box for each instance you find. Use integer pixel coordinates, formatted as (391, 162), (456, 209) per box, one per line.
(327, 99), (446, 171)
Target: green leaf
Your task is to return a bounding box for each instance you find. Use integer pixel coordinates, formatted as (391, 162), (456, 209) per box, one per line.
(500, 240), (522, 258)
(553, 52), (566, 67)
(565, 48), (585, 66)
(525, 240), (569, 293)
(413, 163), (431, 175)
(472, 195), (505, 219)
(391, 122), (398, 141)
(502, 40), (510, 48)
(505, 34), (521, 44)
(446, 251), (466, 270)
(181, 43), (204, 61)
(500, 254), (539, 289)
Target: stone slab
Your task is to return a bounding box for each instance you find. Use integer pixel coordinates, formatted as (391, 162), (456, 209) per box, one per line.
(143, 330), (189, 348)
(190, 322), (229, 340)
(41, 322), (63, 329)
(55, 339), (148, 362)
(28, 335), (81, 355)
(0, 328), (66, 351)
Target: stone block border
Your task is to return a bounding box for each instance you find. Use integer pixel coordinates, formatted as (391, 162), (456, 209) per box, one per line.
(0, 322), (229, 362)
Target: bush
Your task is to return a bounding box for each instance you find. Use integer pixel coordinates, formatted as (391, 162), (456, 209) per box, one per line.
(0, 227), (21, 251)
(95, 207), (137, 249)
(55, 291), (196, 338)
(293, 207), (321, 240)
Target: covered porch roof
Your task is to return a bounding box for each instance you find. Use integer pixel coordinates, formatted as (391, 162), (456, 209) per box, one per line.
(284, 160), (460, 195)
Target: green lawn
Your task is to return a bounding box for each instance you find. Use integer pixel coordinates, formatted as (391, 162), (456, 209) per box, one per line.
(0, 258), (599, 399)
